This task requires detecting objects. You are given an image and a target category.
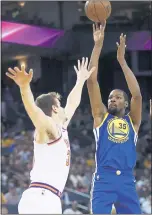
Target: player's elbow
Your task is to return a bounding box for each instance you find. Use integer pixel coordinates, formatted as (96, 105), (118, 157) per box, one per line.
(132, 93), (142, 100)
(131, 87), (142, 99)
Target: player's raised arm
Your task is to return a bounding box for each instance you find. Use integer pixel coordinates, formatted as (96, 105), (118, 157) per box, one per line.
(87, 22), (107, 128)
(63, 57), (96, 129)
(116, 33), (142, 132)
(6, 66), (58, 137)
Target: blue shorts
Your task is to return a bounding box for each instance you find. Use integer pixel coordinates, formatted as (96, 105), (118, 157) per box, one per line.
(91, 168), (141, 214)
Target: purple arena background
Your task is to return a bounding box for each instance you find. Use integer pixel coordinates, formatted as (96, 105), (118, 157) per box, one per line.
(1, 21), (151, 50)
(1, 21), (64, 48)
(127, 31), (152, 51)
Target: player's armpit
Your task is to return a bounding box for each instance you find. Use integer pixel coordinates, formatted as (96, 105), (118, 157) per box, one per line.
(87, 81), (107, 128)
(129, 95), (142, 132)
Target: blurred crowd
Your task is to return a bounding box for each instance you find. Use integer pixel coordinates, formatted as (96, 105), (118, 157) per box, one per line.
(1, 86), (151, 214)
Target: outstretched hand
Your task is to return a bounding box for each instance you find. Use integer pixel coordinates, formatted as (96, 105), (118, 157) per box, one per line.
(74, 57), (96, 82)
(93, 21), (106, 45)
(116, 33), (126, 63)
(6, 65), (33, 88)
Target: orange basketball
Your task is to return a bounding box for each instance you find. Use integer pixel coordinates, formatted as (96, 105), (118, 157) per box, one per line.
(85, 0), (111, 22)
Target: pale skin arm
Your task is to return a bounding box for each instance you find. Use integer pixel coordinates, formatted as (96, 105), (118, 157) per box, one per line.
(87, 22), (107, 128)
(63, 57), (96, 129)
(6, 66), (59, 139)
(117, 34), (142, 132)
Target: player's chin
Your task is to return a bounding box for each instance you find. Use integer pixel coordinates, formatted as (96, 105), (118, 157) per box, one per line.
(108, 107), (118, 115)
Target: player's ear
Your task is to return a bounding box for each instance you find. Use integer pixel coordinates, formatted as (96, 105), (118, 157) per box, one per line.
(52, 105), (58, 113)
(125, 101), (128, 108)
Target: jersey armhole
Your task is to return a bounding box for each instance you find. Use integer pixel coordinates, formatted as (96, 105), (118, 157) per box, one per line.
(47, 134), (62, 145)
(94, 112), (109, 129)
(128, 114), (137, 135)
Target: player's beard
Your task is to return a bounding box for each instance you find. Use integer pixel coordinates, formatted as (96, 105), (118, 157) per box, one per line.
(108, 107), (119, 115)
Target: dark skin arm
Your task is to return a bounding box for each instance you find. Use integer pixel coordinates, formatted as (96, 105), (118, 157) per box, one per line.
(117, 34), (142, 133)
(87, 23), (107, 128)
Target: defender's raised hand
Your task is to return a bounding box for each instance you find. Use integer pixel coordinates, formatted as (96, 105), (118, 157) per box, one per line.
(74, 57), (96, 81)
(116, 33), (127, 63)
(93, 21), (106, 45)
(6, 65), (33, 87)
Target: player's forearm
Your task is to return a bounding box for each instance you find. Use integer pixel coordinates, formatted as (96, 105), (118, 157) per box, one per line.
(20, 84), (36, 113)
(66, 80), (85, 108)
(88, 43), (103, 81)
(119, 59), (141, 97)
(87, 43), (106, 117)
(87, 82), (106, 115)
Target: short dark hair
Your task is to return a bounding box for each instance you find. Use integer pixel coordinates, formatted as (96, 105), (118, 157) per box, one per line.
(35, 92), (61, 116)
(122, 91), (129, 103)
(115, 89), (129, 102)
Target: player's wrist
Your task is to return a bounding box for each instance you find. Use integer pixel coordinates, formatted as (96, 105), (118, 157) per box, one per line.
(19, 83), (30, 90)
(94, 41), (103, 48)
(76, 78), (85, 85)
(118, 58), (126, 66)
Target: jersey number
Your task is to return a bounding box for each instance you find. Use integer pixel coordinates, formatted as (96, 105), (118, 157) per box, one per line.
(66, 150), (70, 166)
(119, 123), (126, 129)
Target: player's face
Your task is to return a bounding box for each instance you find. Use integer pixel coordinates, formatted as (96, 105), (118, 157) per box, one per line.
(108, 90), (126, 115)
(55, 99), (67, 122)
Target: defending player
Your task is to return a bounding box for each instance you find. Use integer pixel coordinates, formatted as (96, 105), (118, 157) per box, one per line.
(6, 58), (95, 214)
(87, 23), (142, 213)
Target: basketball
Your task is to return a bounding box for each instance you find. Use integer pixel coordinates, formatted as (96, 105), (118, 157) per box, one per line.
(85, 0), (112, 22)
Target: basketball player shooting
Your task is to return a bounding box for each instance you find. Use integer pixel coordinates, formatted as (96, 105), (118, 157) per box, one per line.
(6, 58), (95, 214)
(87, 23), (142, 214)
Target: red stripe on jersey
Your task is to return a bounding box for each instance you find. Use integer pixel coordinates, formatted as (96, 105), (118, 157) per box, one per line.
(47, 134), (62, 145)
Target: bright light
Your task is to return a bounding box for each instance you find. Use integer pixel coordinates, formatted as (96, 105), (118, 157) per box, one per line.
(18, 58), (27, 69)
(18, 2), (25, 7)
(13, 55), (27, 60)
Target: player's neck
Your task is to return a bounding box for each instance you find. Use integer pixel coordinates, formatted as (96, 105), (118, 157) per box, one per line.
(51, 114), (62, 126)
(113, 110), (125, 118)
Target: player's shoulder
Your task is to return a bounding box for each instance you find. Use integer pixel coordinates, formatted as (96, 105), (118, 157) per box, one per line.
(94, 112), (109, 128)
(126, 112), (135, 124)
(126, 113), (139, 134)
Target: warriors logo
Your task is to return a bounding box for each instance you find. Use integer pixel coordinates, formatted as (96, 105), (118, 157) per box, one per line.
(107, 118), (129, 143)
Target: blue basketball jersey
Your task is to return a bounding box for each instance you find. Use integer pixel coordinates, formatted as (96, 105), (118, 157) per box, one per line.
(93, 113), (138, 171)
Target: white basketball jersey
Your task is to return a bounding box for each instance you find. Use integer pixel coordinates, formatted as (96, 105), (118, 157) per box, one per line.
(30, 128), (70, 193)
